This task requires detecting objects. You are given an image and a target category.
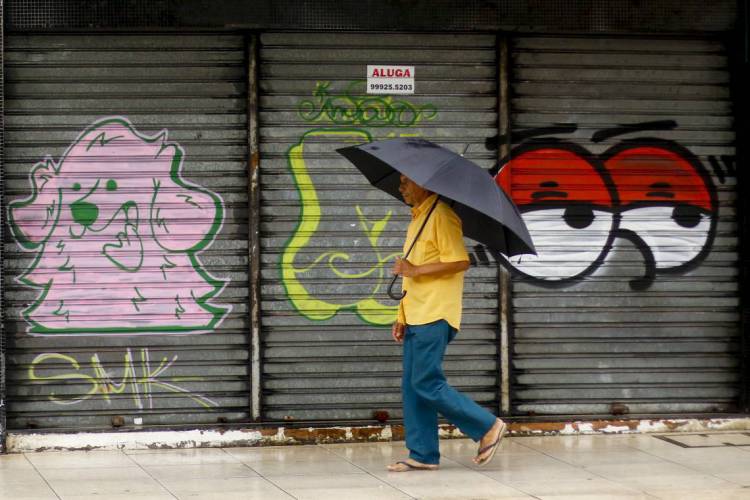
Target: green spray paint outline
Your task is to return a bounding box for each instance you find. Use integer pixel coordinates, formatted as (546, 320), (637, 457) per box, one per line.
(8, 116), (230, 335)
(298, 80), (437, 127)
(280, 128), (402, 326)
(283, 81), (440, 326)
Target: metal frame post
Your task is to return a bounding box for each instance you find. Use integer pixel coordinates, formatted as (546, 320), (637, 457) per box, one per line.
(735, 0), (750, 413)
(497, 34), (513, 416)
(247, 33), (262, 421)
(0, 0), (6, 452)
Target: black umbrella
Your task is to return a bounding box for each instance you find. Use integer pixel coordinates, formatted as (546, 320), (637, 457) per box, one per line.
(337, 137), (536, 300)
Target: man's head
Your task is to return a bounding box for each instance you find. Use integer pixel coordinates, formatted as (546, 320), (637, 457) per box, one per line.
(399, 174), (432, 207)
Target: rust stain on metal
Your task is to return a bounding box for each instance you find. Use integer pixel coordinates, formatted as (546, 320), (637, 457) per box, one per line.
(351, 427), (386, 440)
(285, 427), (348, 443)
(511, 422), (566, 434)
(662, 420), (689, 431)
(591, 420), (638, 431)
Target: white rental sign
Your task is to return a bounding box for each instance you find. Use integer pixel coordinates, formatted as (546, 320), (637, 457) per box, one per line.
(367, 65), (415, 94)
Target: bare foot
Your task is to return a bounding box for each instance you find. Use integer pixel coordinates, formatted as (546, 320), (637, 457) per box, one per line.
(473, 418), (506, 465)
(386, 458), (439, 472)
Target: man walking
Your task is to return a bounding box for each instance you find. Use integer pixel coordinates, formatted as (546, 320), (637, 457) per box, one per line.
(387, 174), (507, 472)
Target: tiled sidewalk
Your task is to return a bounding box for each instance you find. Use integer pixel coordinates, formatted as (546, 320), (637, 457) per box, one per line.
(2, 432), (750, 499)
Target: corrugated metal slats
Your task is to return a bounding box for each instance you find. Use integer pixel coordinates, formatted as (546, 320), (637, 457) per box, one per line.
(506, 36), (740, 416)
(3, 34), (250, 429)
(259, 32), (501, 422)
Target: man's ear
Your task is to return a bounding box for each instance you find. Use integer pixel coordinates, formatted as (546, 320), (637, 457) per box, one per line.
(9, 160), (60, 249)
(150, 176), (223, 253)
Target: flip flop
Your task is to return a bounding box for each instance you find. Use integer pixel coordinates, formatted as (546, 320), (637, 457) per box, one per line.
(386, 460), (439, 472)
(475, 420), (507, 467)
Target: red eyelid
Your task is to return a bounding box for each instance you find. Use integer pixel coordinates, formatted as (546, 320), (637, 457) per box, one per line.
(497, 148), (614, 207)
(498, 146), (712, 212)
(605, 147), (712, 211)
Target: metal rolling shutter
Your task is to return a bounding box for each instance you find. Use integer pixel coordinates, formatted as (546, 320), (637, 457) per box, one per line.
(260, 33), (501, 421)
(506, 36), (739, 416)
(4, 34), (249, 429)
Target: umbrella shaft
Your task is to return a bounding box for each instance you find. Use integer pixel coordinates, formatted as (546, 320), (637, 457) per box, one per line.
(387, 197), (439, 302)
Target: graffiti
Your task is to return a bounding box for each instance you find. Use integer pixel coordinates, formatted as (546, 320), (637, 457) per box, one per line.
(8, 117), (230, 335)
(282, 81), (440, 324)
(298, 80), (437, 127)
(28, 349), (218, 409)
(286, 85), (725, 311)
(491, 122), (727, 290)
(281, 128), (401, 325)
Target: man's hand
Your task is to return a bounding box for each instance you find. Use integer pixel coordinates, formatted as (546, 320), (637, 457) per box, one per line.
(392, 322), (405, 343)
(392, 257), (420, 277)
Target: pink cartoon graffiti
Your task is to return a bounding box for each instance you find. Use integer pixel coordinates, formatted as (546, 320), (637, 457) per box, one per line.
(9, 117), (230, 335)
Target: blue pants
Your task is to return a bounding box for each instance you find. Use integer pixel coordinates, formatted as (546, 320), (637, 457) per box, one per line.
(402, 319), (497, 465)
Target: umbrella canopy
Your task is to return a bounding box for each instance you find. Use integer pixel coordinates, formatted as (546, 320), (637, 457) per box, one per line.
(337, 137), (536, 257)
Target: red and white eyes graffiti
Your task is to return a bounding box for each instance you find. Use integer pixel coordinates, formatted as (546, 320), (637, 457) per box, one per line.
(495, 146), (617, 282)
(495, 141), (718, 290)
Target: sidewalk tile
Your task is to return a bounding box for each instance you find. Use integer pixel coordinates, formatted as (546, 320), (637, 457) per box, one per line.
(0, 468), (51, 485)
(647, 488), (750, 500)
(375, 467), (529, 498)
(157, 475), (294, 499)
(714, 471), (750, 486)
(609, 473), (735, 491)
(225, 445), (363, 476)
(24, 450), (135, 469)
(126, 448), (241, 466)
(143, 462), (258, 481)
(503, 476), (644, 497)
(0, 454), (35, 470)
(38, 465), (169, 497)
(266, 473), (412, 500)
(539, 449), (667, 467)
(0, 476), (58, 500)
(536, 495), (655, 500)
(60, 495), (176, 500)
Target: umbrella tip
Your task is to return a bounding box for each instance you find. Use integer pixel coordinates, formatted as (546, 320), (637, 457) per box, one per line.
(460, 144), (470, 157)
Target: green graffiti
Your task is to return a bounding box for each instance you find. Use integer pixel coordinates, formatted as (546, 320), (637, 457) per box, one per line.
(8, 116), (230, 335)
(283, 82), (439, 326)
(298, 80), (437, 127)
(281, 129), (401, 325)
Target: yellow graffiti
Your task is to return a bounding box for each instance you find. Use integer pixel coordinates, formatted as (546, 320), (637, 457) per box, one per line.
(284, 81), (440, 326)
(29, 349), (218, 409)
(281, 128), (400, 325)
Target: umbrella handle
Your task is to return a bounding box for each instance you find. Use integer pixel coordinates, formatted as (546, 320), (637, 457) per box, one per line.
(387, 274), (407, 301)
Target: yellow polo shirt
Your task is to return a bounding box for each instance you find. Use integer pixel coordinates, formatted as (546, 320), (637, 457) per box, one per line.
(397, 194), (470, 330)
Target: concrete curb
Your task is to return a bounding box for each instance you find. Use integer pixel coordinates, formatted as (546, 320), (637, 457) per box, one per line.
(7, 417), (750, 453)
